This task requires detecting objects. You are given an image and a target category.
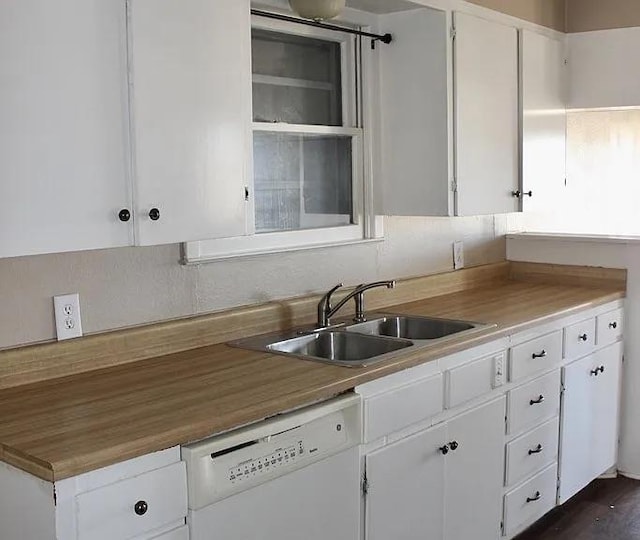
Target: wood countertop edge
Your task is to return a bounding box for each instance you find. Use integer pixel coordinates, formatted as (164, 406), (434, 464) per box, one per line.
(1, 287), (624, 483)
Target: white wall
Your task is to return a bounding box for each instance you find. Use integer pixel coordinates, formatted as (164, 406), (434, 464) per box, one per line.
(507, 234), (640, 478)
(0, 215), (514, 350)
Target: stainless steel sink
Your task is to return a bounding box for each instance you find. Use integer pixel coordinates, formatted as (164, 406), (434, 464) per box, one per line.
(345, 314), (490, 343)
(232, 330), (413, 367)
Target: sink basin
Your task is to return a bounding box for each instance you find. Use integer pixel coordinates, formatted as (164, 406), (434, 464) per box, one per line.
(345, 315), (486, 342)
(266, 331), (413, 367)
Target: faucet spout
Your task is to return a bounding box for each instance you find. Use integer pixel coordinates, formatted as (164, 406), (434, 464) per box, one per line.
(316, 280), (396, 328)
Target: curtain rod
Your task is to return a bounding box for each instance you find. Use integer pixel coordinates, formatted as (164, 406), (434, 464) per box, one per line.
(250, 9), (393, 47)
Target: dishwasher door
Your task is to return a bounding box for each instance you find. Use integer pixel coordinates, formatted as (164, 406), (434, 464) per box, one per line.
(188, 446), (361, 540)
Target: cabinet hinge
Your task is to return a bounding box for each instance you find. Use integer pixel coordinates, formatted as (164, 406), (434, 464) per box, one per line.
(362, 472), (369, 497)
(560, 382), (566, 395)
(53, 485), (57, 506)
(244, 186), (250, 201)
(450, 27), (456, 40)
(500, 521), (504, 535)
(451, 179), (458, 193)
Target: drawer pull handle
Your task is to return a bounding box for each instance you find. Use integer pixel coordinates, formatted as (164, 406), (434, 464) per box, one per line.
(591, 366), (606, 376)
(579, 333), (588, 342)
(532, 350), (547, 359)
(530, 395), (545, 406)
(526, 491), (542, 503)
(439, 445), (450, 455)
(609, 321), (618, 329)
(528, 444), (543, 455)
(134, 500), (148, 516)
(449, 441), (459, 451)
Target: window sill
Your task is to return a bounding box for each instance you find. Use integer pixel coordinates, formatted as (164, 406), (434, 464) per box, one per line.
(182, 236), (384, 265)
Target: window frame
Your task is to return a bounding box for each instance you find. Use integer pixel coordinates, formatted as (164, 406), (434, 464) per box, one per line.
(184, 13), (380, 263)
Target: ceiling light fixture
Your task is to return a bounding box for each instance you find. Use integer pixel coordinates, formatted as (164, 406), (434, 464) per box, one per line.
(288, 0), (346, 21)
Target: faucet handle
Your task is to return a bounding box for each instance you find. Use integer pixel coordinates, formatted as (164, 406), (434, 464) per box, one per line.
(324, 283), (343, 305)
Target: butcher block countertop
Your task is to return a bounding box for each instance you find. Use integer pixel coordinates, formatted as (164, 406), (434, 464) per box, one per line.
(0, 262), (626, 482)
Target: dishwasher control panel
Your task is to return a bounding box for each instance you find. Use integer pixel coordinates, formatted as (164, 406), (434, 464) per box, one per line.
(182, 394), (361, 510)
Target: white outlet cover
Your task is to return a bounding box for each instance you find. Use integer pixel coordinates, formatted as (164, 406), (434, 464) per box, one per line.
(54, 293), (83, 341)
(453, 241), (465, 270)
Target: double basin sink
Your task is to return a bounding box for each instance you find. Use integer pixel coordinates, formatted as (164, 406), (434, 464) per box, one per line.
(231, 314), (493, 367)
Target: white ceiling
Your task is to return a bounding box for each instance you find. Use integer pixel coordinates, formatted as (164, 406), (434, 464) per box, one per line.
(346, 0), (423, 14)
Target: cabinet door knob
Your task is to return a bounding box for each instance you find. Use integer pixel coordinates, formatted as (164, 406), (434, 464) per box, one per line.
(134, 500), (148, 516)
(532, 350), (547, 359)
(590, 368), (600, 376)
(148, 208), (160, 221)
(439, 445), (450, 455)
(118, 209), (131, 222)
(512, 190), (533, 198)
(530, 395), (545, 406)
(449, 441), (459, 451)
(599, 365), (605, 374)
(579, 333), (588, 342)
(526, 491), (541, 503)
(609, 321), (618, 329)
(528, 444), (543, 455)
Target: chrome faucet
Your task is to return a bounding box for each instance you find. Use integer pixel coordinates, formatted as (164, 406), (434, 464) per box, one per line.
(317, 280), (396, 328)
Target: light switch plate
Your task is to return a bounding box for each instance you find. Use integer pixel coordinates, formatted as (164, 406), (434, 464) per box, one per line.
(54, 293), (83, 341)
(453, 241), (464, 270)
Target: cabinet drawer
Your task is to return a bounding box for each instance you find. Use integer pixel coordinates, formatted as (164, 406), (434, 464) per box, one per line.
(503, 463), (557, 537)
(564, 318), (596, 360)
(446, 353), (501, 408)
(510, 331), (562, 382)
(364, 374), (443, 442)
(76, 462), (187, 540)
(508, 370), (561, 435)
(596, 308), (623, 347)
(505, 417), (559, 487)
(148, 525), (189, 540)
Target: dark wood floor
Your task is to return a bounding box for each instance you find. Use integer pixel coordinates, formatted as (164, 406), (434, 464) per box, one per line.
(516, 477), (640, 540)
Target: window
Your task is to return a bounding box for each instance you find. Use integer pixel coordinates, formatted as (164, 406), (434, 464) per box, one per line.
(185, 15), (378, 262)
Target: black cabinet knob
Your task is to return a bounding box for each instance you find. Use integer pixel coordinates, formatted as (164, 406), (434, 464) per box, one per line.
(579, 333), (588, 342)
(527, 491), (542, 503)
(609, 321), (618, 329)
(512, 190), (533, 198)
(439, 445), (450, 455)
(148, 208), (160, 221)
(591, 368), (600, 376)
(530, 395), (545, 406)
(532, 350), (547, 359)
(118, 209), (131, 222)
(528, 444), (543, 455)
(134, 500), (148, 516)
(449, 441), (459, 451)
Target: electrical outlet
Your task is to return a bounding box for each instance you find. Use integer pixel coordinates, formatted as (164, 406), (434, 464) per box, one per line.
(453, 241), (464, 270)
(493, 353), (505, 388)
(54, 293), (83, 341)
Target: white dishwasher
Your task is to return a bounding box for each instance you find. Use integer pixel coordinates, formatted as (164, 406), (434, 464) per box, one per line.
(182, 394), (362, 540)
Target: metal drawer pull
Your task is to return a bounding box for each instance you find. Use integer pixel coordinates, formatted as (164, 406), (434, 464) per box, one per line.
(530, 395), (545, 405)
(532, 350), (547, 359)
(527, 491), (542, 503)
(528, 444), (543, 455)
(579, 333), (588, 342)
(134, 500), (148, 516)
(609, 321), (618, 329)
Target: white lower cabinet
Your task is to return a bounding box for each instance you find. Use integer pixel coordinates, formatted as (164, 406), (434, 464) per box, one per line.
(558, 341), (622, 504)
(365, 397), (506, 540)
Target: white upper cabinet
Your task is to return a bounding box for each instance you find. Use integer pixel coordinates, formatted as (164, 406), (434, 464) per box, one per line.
(521, 30), (567, 212)
(454, 12), (519, 216)
(128, 0), (252, 246)
(0, 0), (133, 258)
(378, 7), (451, 217)
(568, 27), (640, 110)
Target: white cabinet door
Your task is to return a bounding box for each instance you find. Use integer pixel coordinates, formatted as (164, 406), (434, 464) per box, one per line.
(444, 396), (506, 540)
(558, 342), (622, 503)
(521, 30), (567, 213)
(378, 6), (451, 217)
(454, 12), (519, 216)
(128, 0), (252, 246)
(0, 0), (133, 258)
(366, 424), (446, 540)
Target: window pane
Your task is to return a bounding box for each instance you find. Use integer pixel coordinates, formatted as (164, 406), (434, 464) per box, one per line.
(251, 30), (342, 126)
(253, 132), (353, 233)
